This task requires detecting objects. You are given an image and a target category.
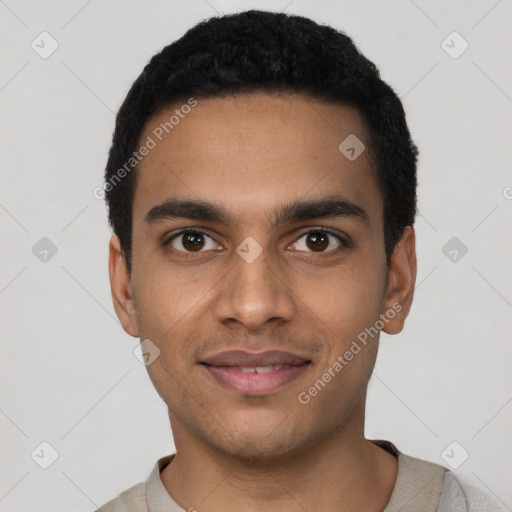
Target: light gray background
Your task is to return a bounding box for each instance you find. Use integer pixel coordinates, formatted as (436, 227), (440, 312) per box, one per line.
(1, 0), (511, 510)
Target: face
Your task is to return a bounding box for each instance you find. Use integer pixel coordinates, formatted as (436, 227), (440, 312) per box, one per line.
(109, 92), (416, 461)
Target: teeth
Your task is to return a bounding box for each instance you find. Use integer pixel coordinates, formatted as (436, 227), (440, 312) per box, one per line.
(256, 366), (274, 374)
(238, 365), (284, 373)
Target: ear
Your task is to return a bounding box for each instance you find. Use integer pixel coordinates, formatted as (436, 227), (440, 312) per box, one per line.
(108, 234), (139, 337)
(381, 226), (417, 335)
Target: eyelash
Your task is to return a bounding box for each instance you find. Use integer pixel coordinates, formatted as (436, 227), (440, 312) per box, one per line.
(164, 227), (349, 256)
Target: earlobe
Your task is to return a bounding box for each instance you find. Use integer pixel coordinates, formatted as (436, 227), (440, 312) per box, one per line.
(108, 235), (139, 337)
(381, 226), (417, 336)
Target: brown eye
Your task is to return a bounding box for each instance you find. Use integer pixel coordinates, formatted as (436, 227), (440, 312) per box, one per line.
(168, 230), (218, 253)
(291, 229), (344, 253)
(182, 232), (205, 251)
(306, 231), (329, 252)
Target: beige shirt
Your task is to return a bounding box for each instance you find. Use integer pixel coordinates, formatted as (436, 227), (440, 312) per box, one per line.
(96, 440), (496, 512)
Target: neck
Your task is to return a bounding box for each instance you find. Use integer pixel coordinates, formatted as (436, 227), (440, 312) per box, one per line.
(160, 406), (398, 512)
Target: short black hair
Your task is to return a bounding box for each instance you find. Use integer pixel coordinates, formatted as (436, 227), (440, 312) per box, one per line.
(104, 9), (418, 273)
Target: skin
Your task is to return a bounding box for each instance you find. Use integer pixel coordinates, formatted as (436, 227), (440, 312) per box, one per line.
(109, 92), (417, 512)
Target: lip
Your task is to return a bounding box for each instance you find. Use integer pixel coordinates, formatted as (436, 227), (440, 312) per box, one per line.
(202, 349), (310, 367)
(200, 350), (311, 396)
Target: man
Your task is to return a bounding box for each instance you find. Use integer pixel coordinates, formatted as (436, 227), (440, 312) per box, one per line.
(97, 10), (496, 512)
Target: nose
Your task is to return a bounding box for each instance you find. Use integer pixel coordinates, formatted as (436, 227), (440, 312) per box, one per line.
(213, 245), (296, 334)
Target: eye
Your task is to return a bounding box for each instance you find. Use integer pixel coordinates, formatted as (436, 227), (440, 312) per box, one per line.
(165, 227), (347, 256)
(166, 229), (220, 253)
(290, 229), (346, 253)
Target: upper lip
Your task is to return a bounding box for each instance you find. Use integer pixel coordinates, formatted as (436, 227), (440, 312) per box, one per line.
(201, 350), (311, 367)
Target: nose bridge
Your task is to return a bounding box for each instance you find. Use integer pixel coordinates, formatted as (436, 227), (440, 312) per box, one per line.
(214, 242), (295, 331)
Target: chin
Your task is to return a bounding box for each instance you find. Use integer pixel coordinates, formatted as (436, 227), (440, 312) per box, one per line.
(201, 412), (317, 464)
(213, 433), (304, 463)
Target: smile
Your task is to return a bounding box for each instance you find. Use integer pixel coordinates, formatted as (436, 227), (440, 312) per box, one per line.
(200, 350), (311, 396)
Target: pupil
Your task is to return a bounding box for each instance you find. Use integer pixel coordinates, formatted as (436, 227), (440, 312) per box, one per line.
(307, 232), (328, 251)
(184, 233), (204, 251)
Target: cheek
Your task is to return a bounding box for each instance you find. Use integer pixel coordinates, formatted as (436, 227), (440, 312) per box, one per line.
(296, 269), (383, 413)
(131, 245), (214, 333)
(299, 261), (385, 342)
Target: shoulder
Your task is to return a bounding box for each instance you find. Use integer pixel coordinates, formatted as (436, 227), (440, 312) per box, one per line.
(372, 441), (503, 512)
(383, 450), (447, 511)
(438, 472), (505, 512)
(95, 481), (147, 512)
(94, 455), (175, 512)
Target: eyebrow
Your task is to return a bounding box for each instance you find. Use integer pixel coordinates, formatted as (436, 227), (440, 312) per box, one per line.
(144, 195), (369, 227)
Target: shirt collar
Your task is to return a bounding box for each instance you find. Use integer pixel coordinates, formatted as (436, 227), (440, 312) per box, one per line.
(146, 454), (184, 512)
(144, 441), (445, 512)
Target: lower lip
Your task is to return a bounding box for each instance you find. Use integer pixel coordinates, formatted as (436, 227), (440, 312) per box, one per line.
(202, 364), (310, 396)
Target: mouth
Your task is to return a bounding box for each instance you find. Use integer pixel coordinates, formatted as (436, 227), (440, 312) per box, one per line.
(200, 350), (311, 396)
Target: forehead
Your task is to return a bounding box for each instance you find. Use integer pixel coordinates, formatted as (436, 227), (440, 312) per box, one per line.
(132, 92), (381, 227)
